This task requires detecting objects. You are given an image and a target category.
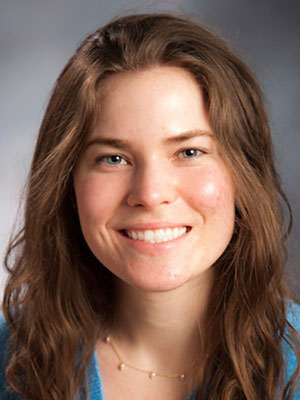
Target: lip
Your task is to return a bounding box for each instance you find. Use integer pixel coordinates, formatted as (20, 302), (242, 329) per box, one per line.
(118, 222), (192, 231)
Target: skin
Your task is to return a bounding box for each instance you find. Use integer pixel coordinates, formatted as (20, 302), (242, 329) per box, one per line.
(73, 66), (235, 292)
(73, 66), (235, 399)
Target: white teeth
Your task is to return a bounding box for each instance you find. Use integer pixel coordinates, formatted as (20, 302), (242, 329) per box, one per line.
(131, 231), (138, 240)
(144, 230), (154, 241)
(126, 227), (188, 243)
(138, 231), (144, 240)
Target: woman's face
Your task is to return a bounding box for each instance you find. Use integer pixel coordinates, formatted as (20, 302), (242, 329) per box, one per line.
(73, 66), (235, 292)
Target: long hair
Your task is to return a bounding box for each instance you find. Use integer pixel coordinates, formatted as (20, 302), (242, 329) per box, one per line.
(2, 12), (300, 400)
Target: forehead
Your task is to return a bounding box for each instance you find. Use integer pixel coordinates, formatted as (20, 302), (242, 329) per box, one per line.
(89, 66), (212, 143)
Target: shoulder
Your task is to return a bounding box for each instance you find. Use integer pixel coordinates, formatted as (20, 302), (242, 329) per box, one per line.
(286, 301), (300, 332)
(285, 300), (300, 356)
(284, 301), (300, 397)
(0, 311), (22, 399)
(0, 311), (103, 399)
(0, 311), (11, 348)
(0, 311), (12, 369)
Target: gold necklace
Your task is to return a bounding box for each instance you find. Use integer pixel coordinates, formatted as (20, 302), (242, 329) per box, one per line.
(104, 336), (197, 381)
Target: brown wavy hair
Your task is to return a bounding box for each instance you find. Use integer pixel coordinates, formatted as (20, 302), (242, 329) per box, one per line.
(2, 12), (300, 400)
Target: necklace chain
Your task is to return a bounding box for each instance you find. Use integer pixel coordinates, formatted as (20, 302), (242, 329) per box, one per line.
(104, 336), (197, 381)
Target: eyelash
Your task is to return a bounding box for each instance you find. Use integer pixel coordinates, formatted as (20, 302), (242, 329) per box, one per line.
(95, 148), (207, 166)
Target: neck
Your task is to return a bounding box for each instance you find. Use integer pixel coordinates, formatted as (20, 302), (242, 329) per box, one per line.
(111, 272), (212, 374)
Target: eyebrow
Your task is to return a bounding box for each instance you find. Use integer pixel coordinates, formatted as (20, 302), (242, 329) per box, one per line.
(165, 129), (213, 143)
(85, 129), (213, 151)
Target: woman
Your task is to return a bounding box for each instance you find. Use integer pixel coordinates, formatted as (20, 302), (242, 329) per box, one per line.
(1, 12), (299, 400)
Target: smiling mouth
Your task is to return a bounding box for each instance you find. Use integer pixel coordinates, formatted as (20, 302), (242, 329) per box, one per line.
(120, 226), (192, 244)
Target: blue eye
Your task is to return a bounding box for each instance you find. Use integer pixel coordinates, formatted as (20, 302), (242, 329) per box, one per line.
(180, 149), (203, 159)
(97, 155), (127, 165)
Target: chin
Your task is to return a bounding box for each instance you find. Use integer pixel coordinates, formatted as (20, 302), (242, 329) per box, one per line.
(124, 272), (192, 293)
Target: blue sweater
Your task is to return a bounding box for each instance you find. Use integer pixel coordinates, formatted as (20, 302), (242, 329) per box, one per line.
(0, 303), (299, 399)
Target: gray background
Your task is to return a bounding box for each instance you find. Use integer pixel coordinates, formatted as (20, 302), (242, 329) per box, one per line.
(1, 0), (299, 298)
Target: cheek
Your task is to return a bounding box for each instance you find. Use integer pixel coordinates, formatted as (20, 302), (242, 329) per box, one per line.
(74, 175), (125, 222)
(182, 167), (234, 212)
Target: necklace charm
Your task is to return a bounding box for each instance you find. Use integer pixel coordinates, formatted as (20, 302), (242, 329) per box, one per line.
(104, 335), (196, 381)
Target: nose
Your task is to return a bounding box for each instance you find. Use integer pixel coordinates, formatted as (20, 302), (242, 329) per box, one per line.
(126, 162), (178, 209)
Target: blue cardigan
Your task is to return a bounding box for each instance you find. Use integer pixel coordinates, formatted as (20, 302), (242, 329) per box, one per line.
(0, 303), (299, 399)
